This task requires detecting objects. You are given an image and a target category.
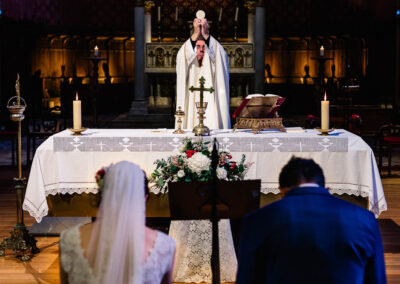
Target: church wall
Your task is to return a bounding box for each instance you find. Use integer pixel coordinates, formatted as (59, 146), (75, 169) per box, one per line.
(264, 37), (367, 85)
(29, 34), (368, 112)
(31, 36), (136, 102)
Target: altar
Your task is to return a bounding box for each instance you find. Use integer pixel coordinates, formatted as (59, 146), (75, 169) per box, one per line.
(23, 128), (387, 223)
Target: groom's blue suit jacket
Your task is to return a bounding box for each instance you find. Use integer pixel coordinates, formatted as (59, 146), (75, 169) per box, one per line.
(236, 186), (386, 284)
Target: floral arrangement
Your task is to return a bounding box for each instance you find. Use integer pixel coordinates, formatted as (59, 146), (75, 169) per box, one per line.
(150, 137), (251, 193)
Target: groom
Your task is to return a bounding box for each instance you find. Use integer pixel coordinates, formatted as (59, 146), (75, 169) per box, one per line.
(236, 157), (386, 283)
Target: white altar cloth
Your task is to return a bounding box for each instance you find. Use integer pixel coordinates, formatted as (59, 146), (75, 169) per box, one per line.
(23, 128), (387, 222)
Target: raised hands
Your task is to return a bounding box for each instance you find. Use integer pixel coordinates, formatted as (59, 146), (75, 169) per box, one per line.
(200, 18), (209, 39)
(191, 18), (209, 41)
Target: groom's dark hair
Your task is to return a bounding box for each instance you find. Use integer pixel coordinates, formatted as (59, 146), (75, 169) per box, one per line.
(279, 157), (325, 189)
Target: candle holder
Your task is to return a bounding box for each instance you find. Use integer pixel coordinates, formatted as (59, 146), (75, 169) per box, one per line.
(316, 128), (334, 136)
(233, 21), (238, 41)
(0, 75), (40, 262)
(193, 102), (210, 136)
(216, 21), (222, 42)
(157, 22), (162, 42)
(68, 127), (88, 136)
(173, 107), (185, 134)
(87, 56), (106, 127)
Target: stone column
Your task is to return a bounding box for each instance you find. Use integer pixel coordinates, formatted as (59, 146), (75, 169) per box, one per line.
(254, 0), (265, 93)
(245, 1), (256, 44)
(130, 0), (148, 115)
(144, 1), (154, 43)
(395, 1), (400, 112)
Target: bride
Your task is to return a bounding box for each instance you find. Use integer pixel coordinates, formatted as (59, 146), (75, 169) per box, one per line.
(59, 161), (176, 284)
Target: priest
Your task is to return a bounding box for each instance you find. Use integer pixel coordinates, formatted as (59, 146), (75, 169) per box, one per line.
(175, 14), (231, 130)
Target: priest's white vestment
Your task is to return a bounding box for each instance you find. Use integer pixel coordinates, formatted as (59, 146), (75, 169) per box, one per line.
(175, 36), (231, 129)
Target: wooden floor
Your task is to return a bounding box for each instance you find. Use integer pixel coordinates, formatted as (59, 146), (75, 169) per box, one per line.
(0, 169), (399, 283)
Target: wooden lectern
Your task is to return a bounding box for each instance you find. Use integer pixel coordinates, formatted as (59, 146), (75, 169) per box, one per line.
(169, 179), (261, 284)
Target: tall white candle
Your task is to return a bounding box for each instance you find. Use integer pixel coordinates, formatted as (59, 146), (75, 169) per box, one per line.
(94, 45), (99, 57)
(175, 7), (178, 22)
(320, 45), (324, 57)
(234, 7), (239, 22)
(73, 92), (82, 130)
(158, 6), (160, 22)
(218, 8), (223, 22)
(321, 92), (330, 130)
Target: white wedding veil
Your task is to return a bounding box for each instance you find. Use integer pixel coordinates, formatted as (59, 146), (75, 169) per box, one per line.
(87, 161), (145, 284)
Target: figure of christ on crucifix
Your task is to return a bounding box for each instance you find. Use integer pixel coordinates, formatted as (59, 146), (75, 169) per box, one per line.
(175, 11), (231, 130)
(189, 76), (215, 135)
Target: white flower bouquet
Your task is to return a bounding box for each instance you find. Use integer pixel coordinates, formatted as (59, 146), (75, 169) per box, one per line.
(150, 137), (250, 193)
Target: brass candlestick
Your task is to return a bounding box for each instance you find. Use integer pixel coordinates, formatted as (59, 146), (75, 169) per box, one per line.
(157, 22), (162, 42)
(233, 21), (238, 41)
(0, 74), (39, 261)
(173, 106), (185, 134)
(189, 76), (214, 136)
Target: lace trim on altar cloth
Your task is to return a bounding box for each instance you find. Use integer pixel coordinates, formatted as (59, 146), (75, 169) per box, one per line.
(260, 182), (385, 217)
(44, 186), (99, 196)
(169, 219), (237, 283)
(260, 182), (370, 197)
(23, 184), (98, 223)
(22, 201), (48, 224)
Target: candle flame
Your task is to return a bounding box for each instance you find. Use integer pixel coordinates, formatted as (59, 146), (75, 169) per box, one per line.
(94, 45), (98, 50)
(76, 92), (79, 100)
(324, 92), (327, 101)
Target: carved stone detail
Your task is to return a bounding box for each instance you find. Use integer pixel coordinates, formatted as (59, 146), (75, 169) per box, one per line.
(145, 42), (254, 74)
(144, 1), (155, 14)
(244, 1), (256, 14)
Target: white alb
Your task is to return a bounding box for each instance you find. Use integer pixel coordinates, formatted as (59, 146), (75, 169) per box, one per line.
(175, 36), (231, 129)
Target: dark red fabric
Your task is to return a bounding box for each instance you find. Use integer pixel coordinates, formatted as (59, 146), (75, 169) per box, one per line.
(232, 98), (250, 118)
(383, 137), (400, 144)
(0, 131), (17, 135)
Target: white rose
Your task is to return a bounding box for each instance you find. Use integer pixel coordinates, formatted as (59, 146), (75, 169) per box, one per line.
(208, 146), (213, 152)
(187, 152), (211, 174)
(179, 144), (186, 153)
(172, 148), (181, 156)
(216, 167), (227, 180)
(177, 170), (185, 178)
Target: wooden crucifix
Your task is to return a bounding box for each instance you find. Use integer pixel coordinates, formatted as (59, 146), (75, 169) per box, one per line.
(189, 76), (215, 136)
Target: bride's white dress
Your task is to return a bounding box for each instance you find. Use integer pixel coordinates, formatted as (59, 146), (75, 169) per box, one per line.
(60, 224), (175, 284)
(169, 219), (237, 283)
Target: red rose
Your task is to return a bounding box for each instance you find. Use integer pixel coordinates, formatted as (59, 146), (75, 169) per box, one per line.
(228, 155), (232, 159)
(230, 162), (236, 170)
(95, 168), (105, 180)
(186, 150), (197, 158)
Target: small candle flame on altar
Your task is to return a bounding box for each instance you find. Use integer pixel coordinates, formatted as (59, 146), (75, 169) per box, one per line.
(324, 91), (327, 101)
(76, 92), (79, 100)
(94, 45), (99, 57)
